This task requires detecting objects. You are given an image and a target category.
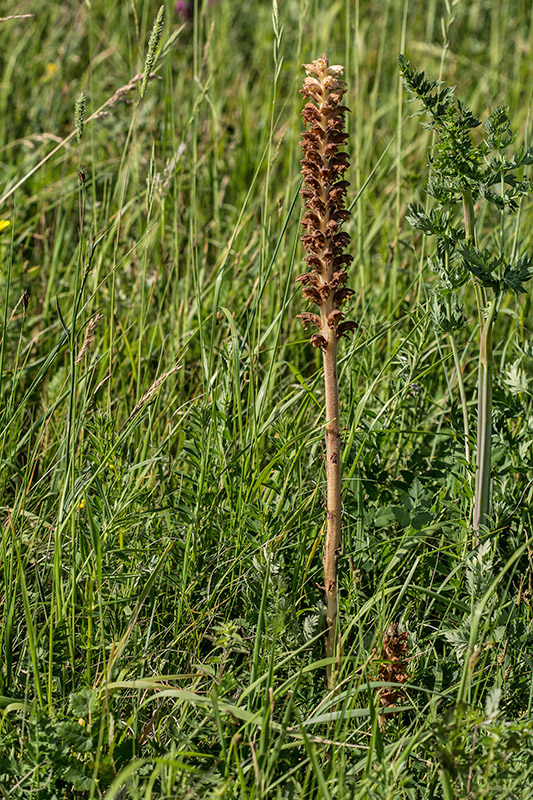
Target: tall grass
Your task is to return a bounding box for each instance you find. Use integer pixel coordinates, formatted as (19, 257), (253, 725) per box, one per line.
(1, 0), (533, 797)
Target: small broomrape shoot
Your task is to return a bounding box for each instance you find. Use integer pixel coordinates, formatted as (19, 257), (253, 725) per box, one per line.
(373, 622), (409, 729)
(298, 55), (356, 683)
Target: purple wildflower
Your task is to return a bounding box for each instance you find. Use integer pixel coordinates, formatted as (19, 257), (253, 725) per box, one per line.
(175, 0), (192, 20)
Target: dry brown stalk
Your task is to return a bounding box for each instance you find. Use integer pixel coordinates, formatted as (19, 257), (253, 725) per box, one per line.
(7, 290), (30, 325)
(298, 55), (356, 685)
(0, 14), (34, 22)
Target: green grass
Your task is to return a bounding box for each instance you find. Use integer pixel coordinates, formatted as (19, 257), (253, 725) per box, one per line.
(1, 0), (533, 797)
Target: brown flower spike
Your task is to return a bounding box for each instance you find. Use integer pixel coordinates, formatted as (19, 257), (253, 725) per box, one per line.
(297, 56), (356, 345)
(298, 56), (356, 684)
(374, 623), (409, 728)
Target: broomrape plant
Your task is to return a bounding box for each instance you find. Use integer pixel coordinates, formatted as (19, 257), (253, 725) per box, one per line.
(297, 55), (356, 683)
(399, 55), (533, 539)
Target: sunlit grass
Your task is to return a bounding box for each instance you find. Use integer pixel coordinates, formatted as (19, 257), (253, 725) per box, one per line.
(0, 0), (533, 797)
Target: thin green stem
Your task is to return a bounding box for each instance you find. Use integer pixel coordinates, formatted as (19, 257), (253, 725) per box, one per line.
(473, 298), (497, 538)
(449, 333), (470, 465)
(462, 188), (476, 245)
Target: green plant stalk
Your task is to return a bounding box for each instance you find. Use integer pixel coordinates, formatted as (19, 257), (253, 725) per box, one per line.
(462, 189), (476, 247)
(449, 333), (470, 465)
(473, 299), (496, 535)
(463, 189), (495, 536)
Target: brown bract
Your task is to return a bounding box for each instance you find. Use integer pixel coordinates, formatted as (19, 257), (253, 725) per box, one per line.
(297, 54), (356, 347)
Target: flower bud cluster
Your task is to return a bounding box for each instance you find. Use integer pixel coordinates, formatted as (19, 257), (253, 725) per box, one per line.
(297, 55), (356, 348)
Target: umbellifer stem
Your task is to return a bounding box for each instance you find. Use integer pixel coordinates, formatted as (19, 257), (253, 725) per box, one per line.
(463, 188), (495, 541)
(449, 334), (471, 465)
(473, 299), (496, 538)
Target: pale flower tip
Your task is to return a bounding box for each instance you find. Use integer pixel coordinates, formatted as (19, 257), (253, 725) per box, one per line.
(303, 63), (321, 77)
(327, 65), (345, 77)
(303, 55), (329, 77)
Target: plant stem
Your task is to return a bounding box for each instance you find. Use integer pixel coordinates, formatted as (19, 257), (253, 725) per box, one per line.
(463, 188), (495, 539)
(298, 56), (355, 686)
(322, 333), (341, 682)
(462, 188), (476, 245)
(449, 333), (470, 464)
(473, 298), (496, 538)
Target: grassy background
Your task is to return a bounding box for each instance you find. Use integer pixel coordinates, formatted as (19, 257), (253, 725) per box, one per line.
(1, 0), (533, 796)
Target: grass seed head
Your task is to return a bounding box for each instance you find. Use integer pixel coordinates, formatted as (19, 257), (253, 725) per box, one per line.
(75, 92), (86, 144)
(141, 5), (165, 99)
(125, 365), (181, 425)
(75, 313), (103, 365)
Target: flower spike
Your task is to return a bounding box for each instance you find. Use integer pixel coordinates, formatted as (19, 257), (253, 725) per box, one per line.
(297, 55), (356, 686)
(298, 55), (355, 344)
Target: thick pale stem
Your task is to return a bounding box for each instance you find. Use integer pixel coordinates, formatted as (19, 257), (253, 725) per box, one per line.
(462, 189), (476, 245)
(463, 190), (488, 322)
(449, 334), (471, 465)
(473, 300), (496, 538)
(462, 189), (494, 540)
(322, 333), (341, 680)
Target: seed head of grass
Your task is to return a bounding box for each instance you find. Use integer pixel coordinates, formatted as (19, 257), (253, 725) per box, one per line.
(141, 5), (165, 99)
(75, 313), (103, 365)
(125, 365), (181, 425)
(74, 92), (86, 144)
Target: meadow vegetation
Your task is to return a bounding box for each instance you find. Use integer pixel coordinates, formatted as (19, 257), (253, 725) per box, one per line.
(1, 0), (533, 797)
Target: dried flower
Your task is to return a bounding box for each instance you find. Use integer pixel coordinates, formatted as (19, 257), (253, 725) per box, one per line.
(297, 54), (356, 347)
